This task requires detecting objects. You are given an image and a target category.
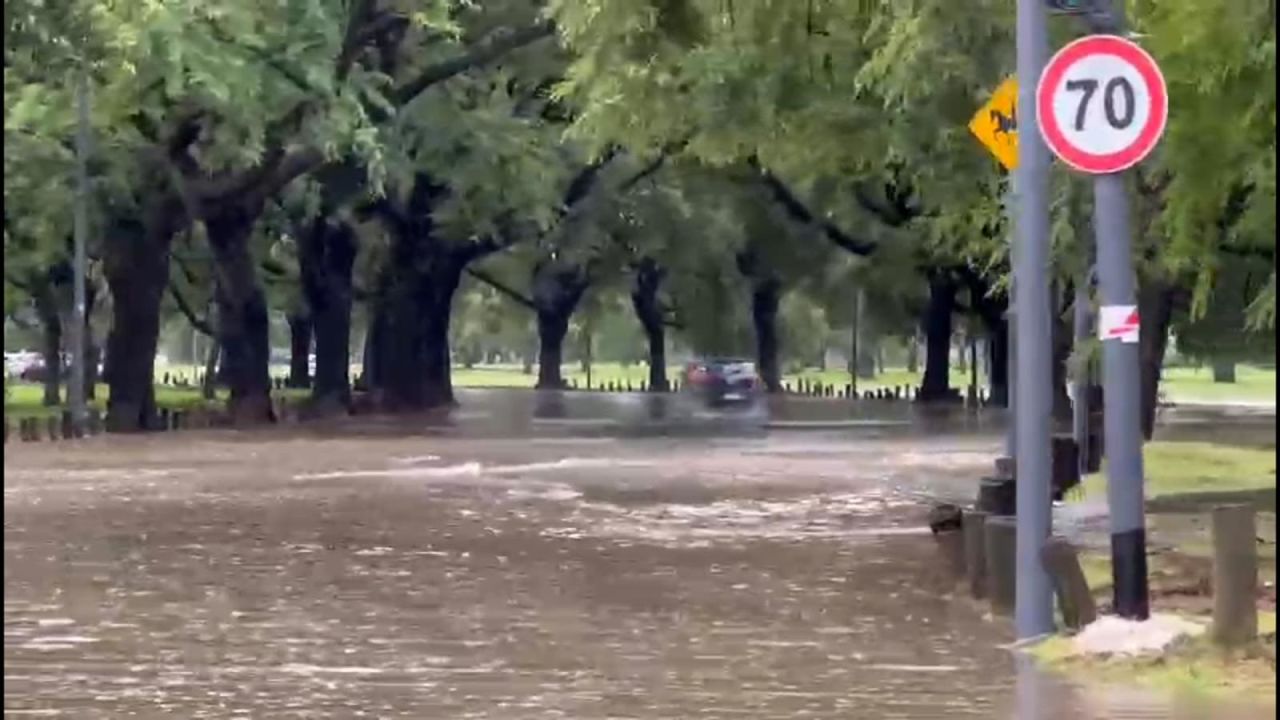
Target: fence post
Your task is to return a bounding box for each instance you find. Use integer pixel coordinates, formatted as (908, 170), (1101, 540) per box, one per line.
(1212, 504), (1258, 647)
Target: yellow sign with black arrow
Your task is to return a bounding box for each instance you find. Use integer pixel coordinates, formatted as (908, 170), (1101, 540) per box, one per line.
(968, 76), (1018, 171)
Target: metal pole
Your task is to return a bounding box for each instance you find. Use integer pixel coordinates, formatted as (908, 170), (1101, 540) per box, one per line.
(1094, 174), (1149, 619)
(1087, 0), (1150, 623)
(69, 68), (91, 433)
(1014, 0), (1055, 638)
(850, 288), (862, 397)
(1004, 179), (1017, 458)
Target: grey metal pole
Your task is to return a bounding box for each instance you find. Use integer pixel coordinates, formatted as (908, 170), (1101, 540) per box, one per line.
(850, 288), (861, 397)
(1014, 0), (1055, 638)
(1004, 177), (1017, 458)
(69, 69), (91, 433)
(1093, 175), (1149, 619)
(1088, 0), (1150, 623)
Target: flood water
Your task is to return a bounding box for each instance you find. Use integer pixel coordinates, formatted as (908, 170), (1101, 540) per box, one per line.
(4, 390), (1274, 718)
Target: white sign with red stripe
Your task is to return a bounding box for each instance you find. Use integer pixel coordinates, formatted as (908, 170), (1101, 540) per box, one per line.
(1099, 304), (1140, 343)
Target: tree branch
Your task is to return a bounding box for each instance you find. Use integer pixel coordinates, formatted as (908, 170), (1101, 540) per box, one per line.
(750, 160), (876, 256)
(465, 267), (536, 311)
(391, 19), (556, 107)
(167, 284), (215, 336)
(336, 0), (379, 82)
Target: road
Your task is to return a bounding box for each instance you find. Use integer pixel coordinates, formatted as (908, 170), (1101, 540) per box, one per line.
(4, 390), (1272, 718)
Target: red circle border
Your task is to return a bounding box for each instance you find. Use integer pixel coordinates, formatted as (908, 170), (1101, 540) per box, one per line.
(1036, 35), (1168, 175)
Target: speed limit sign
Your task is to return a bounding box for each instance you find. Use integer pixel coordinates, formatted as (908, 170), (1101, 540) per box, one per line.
(1036, 35), (1168, 174)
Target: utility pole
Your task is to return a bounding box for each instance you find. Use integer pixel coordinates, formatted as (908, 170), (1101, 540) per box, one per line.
(69, 68), (91, 434)
(1014, 0), (1056, 638)
(850, 288), (862, 397)
(1088, 1), (1150, 619)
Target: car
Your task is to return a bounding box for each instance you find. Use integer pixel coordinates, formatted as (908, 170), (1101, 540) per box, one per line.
(681, 357), (763, 407)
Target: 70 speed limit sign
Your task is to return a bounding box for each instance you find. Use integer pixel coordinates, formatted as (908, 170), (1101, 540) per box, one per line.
(1037, 35), (1168, 174)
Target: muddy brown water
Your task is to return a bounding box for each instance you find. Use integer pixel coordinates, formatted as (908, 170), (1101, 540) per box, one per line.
(4, 397), (1275, 718)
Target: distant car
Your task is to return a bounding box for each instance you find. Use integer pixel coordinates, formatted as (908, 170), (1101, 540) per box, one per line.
(16, 356), (47, 382)
(681, 357), (763, 407)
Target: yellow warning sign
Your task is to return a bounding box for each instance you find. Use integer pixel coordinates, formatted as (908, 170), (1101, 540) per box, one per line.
(968, 76), (1018, 170)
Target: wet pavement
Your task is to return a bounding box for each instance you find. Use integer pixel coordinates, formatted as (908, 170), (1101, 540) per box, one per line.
(4, 390), (1274, 718)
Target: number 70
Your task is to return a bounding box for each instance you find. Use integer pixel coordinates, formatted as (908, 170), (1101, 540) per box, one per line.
(1064, 77), (1136, 131)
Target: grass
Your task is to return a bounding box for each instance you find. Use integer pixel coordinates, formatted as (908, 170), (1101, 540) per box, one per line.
(6, 362), (1275, 418)
(1078, 441), (1277, 501)
(1027, 614), (1277, 702)
(4, 382), (310, 419)
(1160, 365), (1277, 405)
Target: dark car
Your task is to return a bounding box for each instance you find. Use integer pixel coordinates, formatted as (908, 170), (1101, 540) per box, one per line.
(681, 357), (763, 407)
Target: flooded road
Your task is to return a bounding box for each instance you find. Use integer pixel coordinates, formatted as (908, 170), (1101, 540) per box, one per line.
(4, 391), (1273, 718)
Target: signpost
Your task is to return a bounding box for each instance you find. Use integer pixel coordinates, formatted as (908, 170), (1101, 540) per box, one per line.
(1013, 0), (1056, 640)
(1036, 35), (1168, 175)
(968, 76), (1020, 171)
(1038, 31), (1166, 619)
(969, 78), (1021, 460)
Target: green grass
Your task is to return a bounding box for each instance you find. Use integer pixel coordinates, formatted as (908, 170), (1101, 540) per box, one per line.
(1078, 441), (1277, 501)
(1160, 365), (1277, 404)
(4, 382), (309, 419)
(7, 362), (1274, 417)
(1028, 614), (1277, 702)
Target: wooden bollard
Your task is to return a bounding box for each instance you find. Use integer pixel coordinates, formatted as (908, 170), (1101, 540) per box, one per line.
(994, 456), (1015, 480)
(1041, 537), (1097, 630)
(977, 477), (1016, 516)
(45, 416), (60, 441)
(172, 410), (185, 430)
(1212, 504), (1258, 646)
(625, 380), (633, 392)
(19, 418), (32, 441)
(984, 515), (1017, 616)
(158, 408), (171, 430)
(1051, 435), (1082, 499)
(964, 510), (989, 599)
(87, 408), (103, 435)
(61, 410), (74, 439)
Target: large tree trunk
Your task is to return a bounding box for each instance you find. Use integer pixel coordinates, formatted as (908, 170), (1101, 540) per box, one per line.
(751, 277), (783, 393)
(1211, 360), (1237, 384)
(631, 258), (670, 392)
(84, 283), (99, 399)
(987, 316), (1010, 407)
(298, 217), (358, 411)
(1138, 278), (1179, 440)
(533, 261), (589, 390)
(906, 334), (920, 374)
(202, 340), (220, 400)
(536, 310), (572, 389)
(918, 272), (957, 402)
(31, 268), (65, 407)
(1051, 304), (1074, 424)
(104, 202), (182, 432)
(205, 200), (274, 426)
(857, 337), (878, 379)
(377, 242), (466, 411)
(286, 313), (312, 389)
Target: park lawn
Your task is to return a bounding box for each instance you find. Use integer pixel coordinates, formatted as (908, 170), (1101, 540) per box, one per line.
(8, 364), (1275, 417)
(1160, 365), (1276, 405)
(1079, 441), (1277, 501)
(4, 382), (310, 419)
(1027, 613), (1277, 702)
